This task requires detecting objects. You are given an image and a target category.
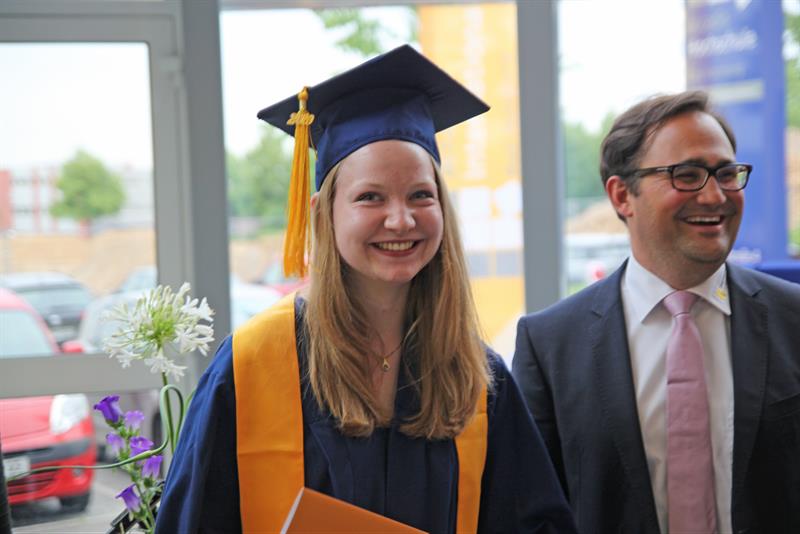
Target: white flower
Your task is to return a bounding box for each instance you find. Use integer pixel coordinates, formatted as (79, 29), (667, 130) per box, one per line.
(144, 353), (187, 381)
(102, 283), (215, 381)
(182, 297), (214, 322)
(115, 348), (138, 369)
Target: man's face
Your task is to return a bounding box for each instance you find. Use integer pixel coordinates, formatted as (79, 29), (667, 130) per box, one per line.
(613, 111), (744, 284)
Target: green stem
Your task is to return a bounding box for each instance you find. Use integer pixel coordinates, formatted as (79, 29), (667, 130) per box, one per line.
(159, 382), (185, 455)
(185, 388), (197, 407)
(6, 444), (169, 482)
(161, 373), (176, 455)
(10, 386), (186, 484)
(134, 477), (156, 533)
(139, 515), (152, 534)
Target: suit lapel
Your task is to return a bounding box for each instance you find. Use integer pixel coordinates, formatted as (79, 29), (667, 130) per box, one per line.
(727, 265), (768, 508)
(590, 263), (660, 528)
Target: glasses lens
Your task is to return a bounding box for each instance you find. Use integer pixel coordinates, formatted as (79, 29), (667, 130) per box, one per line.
(716, 164), (749, 190)
(671, 165), (707, 190)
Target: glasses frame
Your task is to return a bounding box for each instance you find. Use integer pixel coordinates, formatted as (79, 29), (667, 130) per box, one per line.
(629, 162), (752, 192)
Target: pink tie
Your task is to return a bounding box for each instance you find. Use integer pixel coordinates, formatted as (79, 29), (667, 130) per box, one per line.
(663, 290), (717, 534)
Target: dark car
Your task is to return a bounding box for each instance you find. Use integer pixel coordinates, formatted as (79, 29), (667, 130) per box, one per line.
(0, 272), (93, 346)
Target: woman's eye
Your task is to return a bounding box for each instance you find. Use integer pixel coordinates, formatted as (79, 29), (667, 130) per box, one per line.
(412, 190), (435, 200)
(356, 192), (378, 201)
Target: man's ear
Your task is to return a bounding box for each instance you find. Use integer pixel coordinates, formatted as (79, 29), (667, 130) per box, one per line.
(606, 175), (634, 219)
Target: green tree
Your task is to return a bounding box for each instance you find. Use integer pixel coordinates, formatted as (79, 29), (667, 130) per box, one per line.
(314, 8), (417, 57)
(563, 121), (603, 199)
(227, 126), (293, 230)
(786, 7), (800, 252)
(786, 9), (799, 128)
(789, 64), (800, 129)
(316, 9), (385, 57)
(50, 150), (125, 233)
(563, 113), (614, 199)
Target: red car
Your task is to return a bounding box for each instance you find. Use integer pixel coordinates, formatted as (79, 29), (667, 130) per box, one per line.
(0, 288), (96, 512)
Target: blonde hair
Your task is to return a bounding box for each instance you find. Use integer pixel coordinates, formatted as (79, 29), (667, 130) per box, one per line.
(305, 157), (491, 439)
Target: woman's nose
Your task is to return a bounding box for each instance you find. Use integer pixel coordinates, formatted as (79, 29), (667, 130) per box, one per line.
(384, 202), (415, 231)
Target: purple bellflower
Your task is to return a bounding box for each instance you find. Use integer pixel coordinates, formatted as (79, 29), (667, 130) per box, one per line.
(130, 436), (154, 457)
(124, 410), (145, 431)
(141, 455), (163, 479)
(106, 433), (125, 457)
(116, 484), (141, 513)
(94, 395), (123, 424)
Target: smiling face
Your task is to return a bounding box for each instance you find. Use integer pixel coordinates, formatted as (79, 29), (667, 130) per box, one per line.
(607, 110), (744, 288)
(329, 140), (444, 295)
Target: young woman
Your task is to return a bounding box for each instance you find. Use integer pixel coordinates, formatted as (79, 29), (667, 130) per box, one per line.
(155, 45), (576, 534)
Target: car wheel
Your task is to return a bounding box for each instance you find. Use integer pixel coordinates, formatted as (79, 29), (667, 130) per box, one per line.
(60, 492), (91, 512)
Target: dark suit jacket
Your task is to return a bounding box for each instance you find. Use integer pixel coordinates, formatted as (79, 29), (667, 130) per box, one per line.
(512, 262), (800, 534)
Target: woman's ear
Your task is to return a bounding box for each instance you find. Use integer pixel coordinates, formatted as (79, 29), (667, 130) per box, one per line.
(310, 192), (320, 211)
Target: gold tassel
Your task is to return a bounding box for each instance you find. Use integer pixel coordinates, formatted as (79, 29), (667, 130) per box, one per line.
(284, 87), (315, 278)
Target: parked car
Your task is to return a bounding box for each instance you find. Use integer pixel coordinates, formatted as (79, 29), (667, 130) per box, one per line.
(0, 272), (93, 347)
(0, 288), (96, 512)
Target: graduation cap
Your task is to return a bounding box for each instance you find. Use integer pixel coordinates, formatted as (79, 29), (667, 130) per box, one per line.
(257, 44), (489, 278)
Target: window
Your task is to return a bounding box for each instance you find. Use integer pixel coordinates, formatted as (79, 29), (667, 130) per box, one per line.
(0, 6), (191, 528)
(0, 42), (156, 317)
(0, 310), (55, 358)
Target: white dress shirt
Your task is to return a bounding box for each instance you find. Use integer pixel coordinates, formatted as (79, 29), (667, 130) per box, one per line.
(621, 255), (733, 534)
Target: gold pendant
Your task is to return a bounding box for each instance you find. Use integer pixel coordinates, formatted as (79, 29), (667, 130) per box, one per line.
(381, 358), (390, 372)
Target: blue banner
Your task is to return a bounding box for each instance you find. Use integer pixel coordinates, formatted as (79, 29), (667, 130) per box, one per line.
(686, 0), (787, 262)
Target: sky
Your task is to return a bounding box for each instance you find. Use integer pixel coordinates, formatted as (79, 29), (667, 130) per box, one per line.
(558, 0), (686, 129)
(0, 42), (153, 170)
(1, 1), (689, 170)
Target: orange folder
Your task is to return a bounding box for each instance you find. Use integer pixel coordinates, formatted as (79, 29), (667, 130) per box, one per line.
(280, 487), (428, 533)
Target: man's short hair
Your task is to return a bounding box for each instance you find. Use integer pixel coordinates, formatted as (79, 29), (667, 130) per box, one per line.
(599, 90), (737, 193)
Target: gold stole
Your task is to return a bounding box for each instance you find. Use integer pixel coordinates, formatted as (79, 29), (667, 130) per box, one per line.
(233, 293), (488, 533)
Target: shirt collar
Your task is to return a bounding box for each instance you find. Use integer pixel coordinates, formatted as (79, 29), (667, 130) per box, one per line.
(622, 254), (731, 325)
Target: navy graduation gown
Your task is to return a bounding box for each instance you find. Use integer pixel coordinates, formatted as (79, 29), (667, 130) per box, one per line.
(155, 302), (576, 534)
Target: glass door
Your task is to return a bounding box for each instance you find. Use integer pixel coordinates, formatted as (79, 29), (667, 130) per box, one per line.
(0, 11), (185, 530)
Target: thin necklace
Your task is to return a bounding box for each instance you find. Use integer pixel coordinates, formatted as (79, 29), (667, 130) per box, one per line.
(377, 342), (403, 372)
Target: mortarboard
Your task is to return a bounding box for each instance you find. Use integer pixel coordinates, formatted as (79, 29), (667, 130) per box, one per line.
(257, 44), (489, 277)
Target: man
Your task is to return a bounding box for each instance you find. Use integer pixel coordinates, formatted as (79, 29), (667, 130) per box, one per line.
(512, 91), (800, 534)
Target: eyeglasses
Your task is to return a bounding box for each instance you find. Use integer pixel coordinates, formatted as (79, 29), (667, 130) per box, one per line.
(629, 162), (752, 192)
